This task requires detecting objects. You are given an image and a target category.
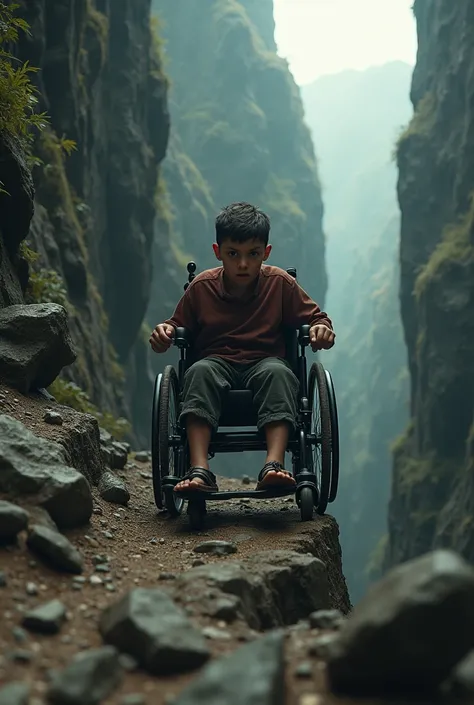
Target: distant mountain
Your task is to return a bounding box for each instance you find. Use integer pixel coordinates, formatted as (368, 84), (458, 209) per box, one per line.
(301, 61), (413, 602)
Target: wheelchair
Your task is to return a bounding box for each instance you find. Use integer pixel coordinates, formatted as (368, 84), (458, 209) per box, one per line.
(151, 262), (340, 531)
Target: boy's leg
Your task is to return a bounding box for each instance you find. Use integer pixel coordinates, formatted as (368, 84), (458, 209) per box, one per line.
(241, 357), (299, 489)
(175, 357), (236, 493)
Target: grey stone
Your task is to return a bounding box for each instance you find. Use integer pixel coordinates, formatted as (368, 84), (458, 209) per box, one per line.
(0, 303), (76, 394)
(98, 470), (130, 505)
(43, 410), (63, 425)
(26, 524), (84, 574)
(0, 415), (93, 529)
(26, 506), (57, 531)
(47, 646), (123, 705)
(176, 549), (329, 631)
(120, 696), (145, 705)
(326, 549), (474, 696)
(0, 500), (28, 542)
(99, 587), (210, 675)
(208, 595), (241, 622)
(22, 599), (66, 634)
(0, 681), (30, 705)
(447, 649), (474, 697)
(309, 609), (344, 630)
(109, 442), (129, 470)
(193, 540), (237, 556)
(134, 451), (149, 463)
(174, 630), (285, 705)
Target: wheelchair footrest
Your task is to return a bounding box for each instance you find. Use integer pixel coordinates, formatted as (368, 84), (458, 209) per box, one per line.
(171, 487), (296, 501)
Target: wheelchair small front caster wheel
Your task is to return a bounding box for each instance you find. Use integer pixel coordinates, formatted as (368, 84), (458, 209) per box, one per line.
(187, 500), (206, 531)
(298, 487), (314, 521)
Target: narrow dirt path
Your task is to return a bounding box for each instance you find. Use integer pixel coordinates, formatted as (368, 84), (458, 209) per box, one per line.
(1, 457), (349, 704)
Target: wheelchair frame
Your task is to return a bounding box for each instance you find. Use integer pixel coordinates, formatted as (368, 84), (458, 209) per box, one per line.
(151, 262), (339, 530)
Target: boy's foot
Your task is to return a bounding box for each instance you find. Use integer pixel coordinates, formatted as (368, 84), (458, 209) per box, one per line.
(256, 461), (296, 490)
(174, 467), (219, 494)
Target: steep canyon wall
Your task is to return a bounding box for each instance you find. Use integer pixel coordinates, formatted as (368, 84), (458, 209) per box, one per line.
(387, 0), (474, 566)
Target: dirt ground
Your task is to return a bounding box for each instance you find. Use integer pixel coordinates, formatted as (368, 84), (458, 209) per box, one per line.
(0, 445), (358, 705)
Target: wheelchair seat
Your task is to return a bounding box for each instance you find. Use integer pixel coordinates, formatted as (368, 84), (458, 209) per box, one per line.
(219, 389), (257, 427)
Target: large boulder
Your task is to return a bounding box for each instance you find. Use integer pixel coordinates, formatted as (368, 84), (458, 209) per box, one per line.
(0, 414), (92, 528)
(0, 303), (76, 393)
(326, 549), (474, 697)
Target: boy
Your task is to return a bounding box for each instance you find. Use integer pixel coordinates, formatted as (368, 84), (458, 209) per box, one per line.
(150, 202), (335, 495)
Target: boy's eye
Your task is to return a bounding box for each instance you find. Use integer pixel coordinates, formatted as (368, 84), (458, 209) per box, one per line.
(228, 251), (237, 257)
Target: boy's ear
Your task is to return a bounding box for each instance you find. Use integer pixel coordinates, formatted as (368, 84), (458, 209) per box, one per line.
(263, 244), (272, 261)
(212, 243), (221, 260)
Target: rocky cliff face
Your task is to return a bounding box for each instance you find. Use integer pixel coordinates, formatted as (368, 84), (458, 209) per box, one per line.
(387, 1), (474, 566)
(149, 0), (326, 307)
(301, 63), (412, 601)
(0, 0), (170, 445)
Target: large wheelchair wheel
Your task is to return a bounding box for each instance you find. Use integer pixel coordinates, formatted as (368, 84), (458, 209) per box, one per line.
(151, 366), (186, 516)
(308, 361), (332, 515)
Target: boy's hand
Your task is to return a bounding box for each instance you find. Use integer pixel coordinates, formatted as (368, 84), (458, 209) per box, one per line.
(310, 324), (335, 351)
(150, 324), (175, 353)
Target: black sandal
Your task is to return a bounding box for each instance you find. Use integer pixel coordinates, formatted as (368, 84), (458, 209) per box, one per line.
(256, 461), (295, 490)
(174, 466), (219, 494)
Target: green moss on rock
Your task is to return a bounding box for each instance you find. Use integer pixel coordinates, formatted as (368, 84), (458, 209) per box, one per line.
(414, 194), (474, 299)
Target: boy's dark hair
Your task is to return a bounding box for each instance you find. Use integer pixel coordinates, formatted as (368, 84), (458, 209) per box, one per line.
(215, 202), (270, 246)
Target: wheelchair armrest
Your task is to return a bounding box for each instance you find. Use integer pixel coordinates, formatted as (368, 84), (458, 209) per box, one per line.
(298, 324), (311, 347)
(174, 326), (191, 349)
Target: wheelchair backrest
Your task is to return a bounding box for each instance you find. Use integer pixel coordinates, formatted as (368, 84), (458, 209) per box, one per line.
(183, 262), (300, 373)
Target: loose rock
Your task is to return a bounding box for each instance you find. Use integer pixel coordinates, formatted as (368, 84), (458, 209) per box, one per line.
(326, 549), (474, 696)
(26, 524), (84, 574)
(0, 681), (30, 705)
(193, 540), (237, 556)
(43, 410), (63, 426)
(98, 470), (130, 505)
(0, 303), (76, 394)
(174, 630), (285, 705)
(22, 599), (66, 635)
(0, 415), (93, 529)
(0, 500), (28, 542)
(47, 645), (123, 705)
(99, 587), (210, 675)
(134, 451), (149, 463)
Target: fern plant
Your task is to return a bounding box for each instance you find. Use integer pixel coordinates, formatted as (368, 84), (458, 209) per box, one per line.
(0, 2), (49, 192)
(0, 2), (48, 141)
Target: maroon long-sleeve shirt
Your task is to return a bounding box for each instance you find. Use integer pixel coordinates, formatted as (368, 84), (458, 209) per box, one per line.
(164, 265), (332, 364)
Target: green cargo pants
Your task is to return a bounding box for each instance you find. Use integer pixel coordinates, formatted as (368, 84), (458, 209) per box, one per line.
(179, 356), (300, 431)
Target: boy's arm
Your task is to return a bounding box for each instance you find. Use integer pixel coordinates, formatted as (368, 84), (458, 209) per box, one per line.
(163, 286), (198, 334)
(283, 279), (335, 350)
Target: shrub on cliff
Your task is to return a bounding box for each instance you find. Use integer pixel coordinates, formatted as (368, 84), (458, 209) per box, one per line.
(0, 2), (47, 146)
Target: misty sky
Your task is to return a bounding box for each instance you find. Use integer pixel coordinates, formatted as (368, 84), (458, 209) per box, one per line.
(273, 0), (417, 85)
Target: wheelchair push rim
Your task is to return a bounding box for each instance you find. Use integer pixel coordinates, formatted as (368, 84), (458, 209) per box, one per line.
(151, 366), (187, 516)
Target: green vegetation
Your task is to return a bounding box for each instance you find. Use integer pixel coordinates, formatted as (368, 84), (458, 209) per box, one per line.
(396, 91), (437, 150)
(48, 378), (130, 439)
(0, 2), (47, 149)
(85, 0), (108, 62)
(414, 193), (474, 299)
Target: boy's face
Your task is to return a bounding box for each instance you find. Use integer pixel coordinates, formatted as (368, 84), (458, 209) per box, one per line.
(213, 239), (271, 287)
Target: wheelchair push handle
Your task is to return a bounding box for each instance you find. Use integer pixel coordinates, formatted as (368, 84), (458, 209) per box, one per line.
(174, 327), (189, 349)
(184, 261), (197, 291)
(298, 324), (311, 347)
